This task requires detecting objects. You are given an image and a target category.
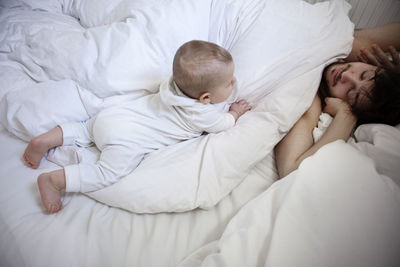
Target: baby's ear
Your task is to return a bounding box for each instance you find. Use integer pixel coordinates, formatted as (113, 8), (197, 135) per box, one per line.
(199, 92), (211, 104)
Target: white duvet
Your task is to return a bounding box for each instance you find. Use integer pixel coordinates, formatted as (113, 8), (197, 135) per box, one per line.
(178, 137), (400, 267)
(178, 120), (400, 267)
(0, 0), (355, 213)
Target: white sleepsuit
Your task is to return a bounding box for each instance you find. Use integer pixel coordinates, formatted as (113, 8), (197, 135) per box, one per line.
(60, 78), (236, 192)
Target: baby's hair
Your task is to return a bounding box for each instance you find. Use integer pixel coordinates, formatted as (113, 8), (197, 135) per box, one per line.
(173, 40), (233, 99)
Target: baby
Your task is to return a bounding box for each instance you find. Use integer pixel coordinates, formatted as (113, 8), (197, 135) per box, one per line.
(23, 40), (251, 213)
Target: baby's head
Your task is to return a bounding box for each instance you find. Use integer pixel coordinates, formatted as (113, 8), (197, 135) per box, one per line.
(173, 40), (236, 104)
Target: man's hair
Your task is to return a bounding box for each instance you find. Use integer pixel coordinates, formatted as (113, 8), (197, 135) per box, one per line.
(319, 64), (400, 126)
(173, 40), (233, 98)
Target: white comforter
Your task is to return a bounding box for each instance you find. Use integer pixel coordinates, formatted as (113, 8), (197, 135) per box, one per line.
(0, 0), (354, 213)
(179, 129), (400, 267)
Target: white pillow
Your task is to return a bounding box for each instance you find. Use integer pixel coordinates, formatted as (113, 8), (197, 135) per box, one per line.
(86, 67), (322, 213)
(0, 0), (63, 14)
(0, 80), (91, 141)
(7, 0), (213, 98)
(81, 0), (356, 212)
(229, 0), (354, 103)
(62, 0), (162, 27)
(1, 0), (355, 213)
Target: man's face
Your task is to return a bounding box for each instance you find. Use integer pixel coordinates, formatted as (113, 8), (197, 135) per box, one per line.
(324, 62), (378, 109)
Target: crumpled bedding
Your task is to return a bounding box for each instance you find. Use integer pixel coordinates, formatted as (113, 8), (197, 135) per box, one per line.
(178, 139), (400, 267)
(0, 0), (354, 213)
(314, 113), (400, 187)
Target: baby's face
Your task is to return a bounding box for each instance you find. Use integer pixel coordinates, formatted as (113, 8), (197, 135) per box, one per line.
(209, 62), (236, 104)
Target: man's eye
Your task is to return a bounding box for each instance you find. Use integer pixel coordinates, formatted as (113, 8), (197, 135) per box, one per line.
(361, 70), (375, 80)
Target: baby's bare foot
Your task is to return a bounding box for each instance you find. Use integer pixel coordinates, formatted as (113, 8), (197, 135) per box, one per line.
(37, 173), (63, 213)
(23, 136), (50, 169)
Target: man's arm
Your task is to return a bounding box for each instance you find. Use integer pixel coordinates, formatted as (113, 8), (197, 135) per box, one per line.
(346, 22), (400, 61)
(274, 97), (356, 179)
(274, 96), (321, 178)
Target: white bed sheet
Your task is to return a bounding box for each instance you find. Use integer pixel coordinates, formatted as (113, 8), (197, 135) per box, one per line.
(0, 124), (278, 267)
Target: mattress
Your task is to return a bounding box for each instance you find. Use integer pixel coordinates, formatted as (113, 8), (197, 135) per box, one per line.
(0, 123), (277, 267)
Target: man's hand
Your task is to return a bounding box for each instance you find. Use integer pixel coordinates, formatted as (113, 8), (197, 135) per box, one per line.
(323, 97), (353, 117)
(359, 44), (400, 73)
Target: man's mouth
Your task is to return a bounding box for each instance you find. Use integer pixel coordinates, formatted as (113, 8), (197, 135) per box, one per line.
(332, 67), (344, 85)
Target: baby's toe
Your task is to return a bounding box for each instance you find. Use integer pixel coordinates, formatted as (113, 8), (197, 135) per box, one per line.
(47, 203), (57, 214)
(48, 201), (62, 213)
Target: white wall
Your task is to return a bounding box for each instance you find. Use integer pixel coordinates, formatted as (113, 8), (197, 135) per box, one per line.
(306, 0), (400, 29)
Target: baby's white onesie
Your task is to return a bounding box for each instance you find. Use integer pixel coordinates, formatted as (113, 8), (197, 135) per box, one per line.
(60, 78), (237, 192)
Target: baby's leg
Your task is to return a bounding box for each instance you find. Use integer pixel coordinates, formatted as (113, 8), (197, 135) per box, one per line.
(37, 169), (66, 213)
(24, 120), (94, 169)
(64, 144), (144, 192)
(23, 126), (63, 169)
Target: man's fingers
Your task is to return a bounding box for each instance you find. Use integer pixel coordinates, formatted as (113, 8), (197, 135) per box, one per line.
(360, 48), (380, 66)
(388, 46), (400, 65)
(372, 44), (393, 67)
(357, 54), (367, 63)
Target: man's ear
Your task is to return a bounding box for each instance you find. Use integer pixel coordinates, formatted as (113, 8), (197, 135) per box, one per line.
(199, 92), (211, 104)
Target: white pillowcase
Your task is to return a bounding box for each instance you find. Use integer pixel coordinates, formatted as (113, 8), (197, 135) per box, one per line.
(85, 66), (323, 213)
(0, 80), (90, 141)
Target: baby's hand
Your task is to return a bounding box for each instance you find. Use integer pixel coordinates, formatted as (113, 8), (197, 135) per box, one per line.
(229, 100), (251, 121)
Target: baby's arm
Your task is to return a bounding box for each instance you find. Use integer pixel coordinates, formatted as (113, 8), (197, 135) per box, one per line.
(229, 100), (251, 121)
(202, 100), (251, 134)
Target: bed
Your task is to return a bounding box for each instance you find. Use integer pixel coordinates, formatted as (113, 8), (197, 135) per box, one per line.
(1, 0), (399, 266)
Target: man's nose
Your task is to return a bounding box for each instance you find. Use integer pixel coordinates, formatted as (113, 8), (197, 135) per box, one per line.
(340, 71), (356, 84)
